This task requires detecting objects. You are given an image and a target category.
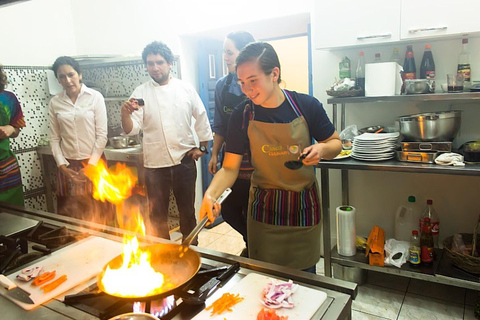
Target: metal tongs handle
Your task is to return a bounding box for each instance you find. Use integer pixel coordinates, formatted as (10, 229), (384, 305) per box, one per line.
(182, 188), (232, 247)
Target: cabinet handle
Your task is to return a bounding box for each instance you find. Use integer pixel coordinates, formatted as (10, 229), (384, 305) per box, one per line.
(356, 33), (391, 40)
(408, 26), (447, 33)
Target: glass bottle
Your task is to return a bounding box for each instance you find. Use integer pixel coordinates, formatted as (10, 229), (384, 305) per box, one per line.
(355, 51), (365, 94)
(409, 230), (421, 266)
(403, 45), (416, 80)
(420, 199), (440, 247)
(420, 218), (434, 264)
(458, 38), (471, 90)
(390, 47), (402, 65)
(420, 44), (435, 93)
(339, 56), (351, 79)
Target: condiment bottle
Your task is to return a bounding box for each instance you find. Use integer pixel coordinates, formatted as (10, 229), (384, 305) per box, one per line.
(390, 47), (402, 65)
(403, 45), (416, 80)
(458, 38), (471, 91)
(339, 56), (351, 79)
(355, 51), (365, 95)
(420, 199), (440, 247)
(409, 230), (421, 266)
(420, 44), (435, 93)
(420, 218), (434, 264)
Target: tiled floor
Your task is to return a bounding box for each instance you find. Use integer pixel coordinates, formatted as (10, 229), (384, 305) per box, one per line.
(172, 222), (479, 319)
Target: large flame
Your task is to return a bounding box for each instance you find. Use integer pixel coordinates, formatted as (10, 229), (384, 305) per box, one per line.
(85, 160), (166, 297)
(101, 221), (166, 297)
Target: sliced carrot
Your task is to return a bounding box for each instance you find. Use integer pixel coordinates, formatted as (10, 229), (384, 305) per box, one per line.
(32, 271), (56, 286)
(205, 292), (244, 315)
(40, 274), (67, 293)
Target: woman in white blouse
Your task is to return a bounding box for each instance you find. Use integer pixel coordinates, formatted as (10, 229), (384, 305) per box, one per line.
(48, 56), (108, 218)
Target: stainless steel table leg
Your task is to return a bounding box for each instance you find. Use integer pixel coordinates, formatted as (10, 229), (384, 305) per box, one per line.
(321, 167), (332, 277)
(342, 170), (349, 205)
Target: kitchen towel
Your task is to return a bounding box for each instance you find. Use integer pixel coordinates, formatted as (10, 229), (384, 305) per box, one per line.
(435, 152), (465, 166)
(336, 205), (357, 256)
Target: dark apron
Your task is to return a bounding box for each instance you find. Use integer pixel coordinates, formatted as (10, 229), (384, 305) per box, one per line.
(247, 90), (321, 269)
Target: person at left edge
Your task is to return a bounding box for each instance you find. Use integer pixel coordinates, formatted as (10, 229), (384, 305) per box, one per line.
(121, 41), (213, 244)
(0, 64), (26, 207)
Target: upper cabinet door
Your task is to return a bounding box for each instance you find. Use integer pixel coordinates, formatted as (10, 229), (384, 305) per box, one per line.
(314, 0), (401, 49)
(401, 0), (480, 39)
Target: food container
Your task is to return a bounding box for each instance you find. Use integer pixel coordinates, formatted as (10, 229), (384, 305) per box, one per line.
(463, 141), (480, 163)
(109, 136), (129, 149)
(396, 151), (439, 163)
(401, 142), (452, 152)
(404, 79), (433, 94)
(398, 110), (461, 142)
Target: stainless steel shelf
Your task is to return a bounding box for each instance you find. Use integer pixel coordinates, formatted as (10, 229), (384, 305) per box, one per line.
(327, 92), (480, 104)
(321, 92), (480, 290)
(104, 96), (129, 101)
(331, 246), (480, 290)
(318, 158), (480, 177)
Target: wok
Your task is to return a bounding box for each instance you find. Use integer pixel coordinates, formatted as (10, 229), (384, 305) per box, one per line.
(97, 188), (232, 300)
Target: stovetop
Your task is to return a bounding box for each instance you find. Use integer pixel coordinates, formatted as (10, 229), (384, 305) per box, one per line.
(0, 220), (89, 274)
(64, 263), (239, 320)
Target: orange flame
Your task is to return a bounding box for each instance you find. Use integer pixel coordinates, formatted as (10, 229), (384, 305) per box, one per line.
(84, 160), (137, 205)
(86, 160), (165, 297)
(100, 218), (165, 297)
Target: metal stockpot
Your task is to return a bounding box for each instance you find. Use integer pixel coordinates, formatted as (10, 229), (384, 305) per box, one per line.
(398, 110), (461, 142)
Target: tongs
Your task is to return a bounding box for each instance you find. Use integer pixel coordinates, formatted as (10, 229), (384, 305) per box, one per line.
(181, 188), (232, 248)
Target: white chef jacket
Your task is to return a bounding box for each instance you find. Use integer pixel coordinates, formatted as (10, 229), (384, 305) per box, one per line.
(126, 78), (213, 168)
(49, 84), (108, 167)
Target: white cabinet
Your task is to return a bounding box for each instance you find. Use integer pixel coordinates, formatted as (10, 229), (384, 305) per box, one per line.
(401, 0), (480, 40)
(313, 0), (401, 49)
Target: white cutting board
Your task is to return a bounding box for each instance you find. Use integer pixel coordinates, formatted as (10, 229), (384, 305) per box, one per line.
(0, 236), (122, 310)
(193, 273), (328, 320)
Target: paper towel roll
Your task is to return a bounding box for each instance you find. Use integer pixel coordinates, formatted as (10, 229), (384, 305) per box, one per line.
(336, 205), (357, 256)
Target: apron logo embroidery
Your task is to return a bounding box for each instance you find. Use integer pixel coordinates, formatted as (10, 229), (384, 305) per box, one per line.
(261, 144), (288, 156)
(288, 145), (300, 154)
(223, 105), (234, 114)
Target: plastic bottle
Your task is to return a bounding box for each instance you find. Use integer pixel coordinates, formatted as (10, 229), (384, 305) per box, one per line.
(409, 230), (421, 266)
(374, 53), (382, 63)
(395, 195), (421, 241)
(403, 45), (416, 80)
(390, 47), (402, 65)
(458, 38), (471, 90)
(420, 44), (435, 93)
(420, 199), (440, 247)
(339, 56), (351, 79)
(355, 51), (365, 95)
(420, 218), (434, 264)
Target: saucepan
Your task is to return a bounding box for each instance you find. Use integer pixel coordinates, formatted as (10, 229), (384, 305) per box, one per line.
(97, 188), (232, 300)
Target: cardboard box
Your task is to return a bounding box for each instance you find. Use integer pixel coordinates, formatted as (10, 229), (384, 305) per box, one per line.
(365, 226), (385, 266)
(365, 62), (403, 97)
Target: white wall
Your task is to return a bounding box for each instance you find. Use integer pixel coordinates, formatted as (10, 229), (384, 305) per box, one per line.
(312, 36), (480, 247)
(0, 0), (77, 66)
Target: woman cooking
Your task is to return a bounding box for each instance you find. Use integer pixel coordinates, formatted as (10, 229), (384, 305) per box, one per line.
(200, 42), (341, 272)
(0, 65), (26, 206)
(48, 56), (108, 218)
(208, 31), (255, 254)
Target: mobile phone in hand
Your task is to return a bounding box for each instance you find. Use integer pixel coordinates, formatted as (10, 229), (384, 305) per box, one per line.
(135, 98), (145, 106)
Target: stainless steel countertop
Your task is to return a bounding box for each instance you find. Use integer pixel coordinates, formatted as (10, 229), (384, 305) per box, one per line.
(36, 145), (143, 163)
(0, 203), (355, 319)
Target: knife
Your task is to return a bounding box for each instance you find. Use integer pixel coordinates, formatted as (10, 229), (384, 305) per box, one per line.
(0, 274), (35, 304)
(197, 262), (240, 301)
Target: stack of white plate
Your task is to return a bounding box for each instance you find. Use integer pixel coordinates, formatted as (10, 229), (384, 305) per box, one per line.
(352, 132), (400, 161)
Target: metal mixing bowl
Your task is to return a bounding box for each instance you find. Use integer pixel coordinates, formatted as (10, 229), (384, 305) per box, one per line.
(109, 136), (129, 148)
(404, 79), (432, 94)
(398, 110), (461, 142)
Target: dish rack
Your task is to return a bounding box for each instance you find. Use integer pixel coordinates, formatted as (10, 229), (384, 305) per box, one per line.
(443, 215), (480, 275)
